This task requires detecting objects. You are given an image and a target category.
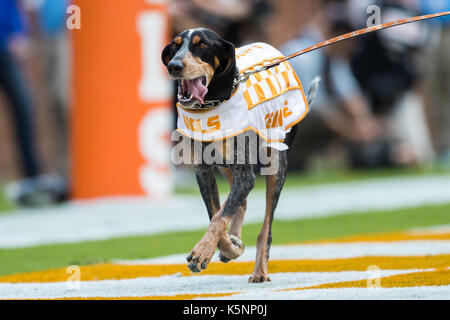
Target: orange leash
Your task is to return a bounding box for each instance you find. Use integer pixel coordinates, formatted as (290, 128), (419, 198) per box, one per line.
(239, 11), (450, 82)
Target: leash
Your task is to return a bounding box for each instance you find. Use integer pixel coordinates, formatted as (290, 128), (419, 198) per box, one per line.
(238, 11), (450, 83)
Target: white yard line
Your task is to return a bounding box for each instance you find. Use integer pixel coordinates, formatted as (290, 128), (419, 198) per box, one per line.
(115, 240), (450, 265)
(0, 270), (415, 300)
(206, 285), (450, 300)
(0, 175), (449, 248)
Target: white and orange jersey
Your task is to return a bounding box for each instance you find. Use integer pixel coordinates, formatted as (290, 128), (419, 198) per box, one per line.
(176, 42), (309, 151)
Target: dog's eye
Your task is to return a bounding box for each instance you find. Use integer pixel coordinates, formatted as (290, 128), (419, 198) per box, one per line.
(172, 43), (178, 49)
(199, 43), (207, 49)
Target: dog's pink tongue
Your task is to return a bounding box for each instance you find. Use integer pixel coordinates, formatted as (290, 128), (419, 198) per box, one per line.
(187, 78), (208, 104)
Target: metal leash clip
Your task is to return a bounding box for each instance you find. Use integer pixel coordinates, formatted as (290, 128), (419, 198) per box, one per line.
(239, 61), (282, 83)
(239, 67), (263, 83)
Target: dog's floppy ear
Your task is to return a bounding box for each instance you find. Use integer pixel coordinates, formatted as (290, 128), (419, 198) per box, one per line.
(161, 44), (172, 67)
(215, 39), (236, 74)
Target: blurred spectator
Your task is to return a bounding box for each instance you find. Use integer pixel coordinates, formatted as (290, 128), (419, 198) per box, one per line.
(1, 0), (68, 207)
(420, 0), (450, 163)
(281, 1), (390, 170)
(23, 0), (70, 177)
(0, 0), (39, 178)
(350, 0), (435, 165)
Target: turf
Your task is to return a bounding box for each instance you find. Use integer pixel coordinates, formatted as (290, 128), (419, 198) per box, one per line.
(0, 203), (449, 276)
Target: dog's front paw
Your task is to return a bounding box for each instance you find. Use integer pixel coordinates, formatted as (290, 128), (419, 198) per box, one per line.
(186, 241), (216, 273)
(248, 273), (271, 283)
(218, 234), (245, 263)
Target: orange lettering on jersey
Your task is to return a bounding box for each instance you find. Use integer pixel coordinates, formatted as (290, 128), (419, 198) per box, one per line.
(193, 119), (203, 132)
(183, 115), (190, 129)
(265, 112), (274, 129)
(243, 90), (253, 108)
(281, 71), (290, 87)
(272, 111), (280, 128)
(254, 72), (263, 82)
(266, 78), (277, 96)
(187, 118), (196, 132)
(283, 101), (293, 118)
(277, 110), (284, 128)
(183, 115), (221, 134)
(206, 115), (221, 133)
(254, 83), (266, 101)
(265, 104), (293, 129)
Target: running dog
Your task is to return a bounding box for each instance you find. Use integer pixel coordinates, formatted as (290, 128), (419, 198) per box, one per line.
(162, 28), (318, 283)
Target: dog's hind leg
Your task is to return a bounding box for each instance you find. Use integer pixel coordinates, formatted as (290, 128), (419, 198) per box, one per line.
(249, 150), (288, 283)
(217, 167), (247, 263)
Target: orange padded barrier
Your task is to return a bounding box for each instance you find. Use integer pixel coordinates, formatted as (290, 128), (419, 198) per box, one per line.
(71, 0), (173, 199)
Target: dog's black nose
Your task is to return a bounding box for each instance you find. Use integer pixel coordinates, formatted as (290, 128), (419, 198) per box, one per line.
(168, 61), (184, 76)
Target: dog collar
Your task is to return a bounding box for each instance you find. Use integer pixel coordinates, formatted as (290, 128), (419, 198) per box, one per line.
(180, 69), (241, 111)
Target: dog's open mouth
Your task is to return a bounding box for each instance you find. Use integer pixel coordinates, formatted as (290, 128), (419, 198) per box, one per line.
(178, 76), (208, 106)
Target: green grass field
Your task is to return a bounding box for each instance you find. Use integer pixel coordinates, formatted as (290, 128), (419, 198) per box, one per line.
(0, 203), (449, 276)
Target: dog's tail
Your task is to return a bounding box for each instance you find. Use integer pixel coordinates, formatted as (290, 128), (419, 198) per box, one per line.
(306, 76), (321, 108)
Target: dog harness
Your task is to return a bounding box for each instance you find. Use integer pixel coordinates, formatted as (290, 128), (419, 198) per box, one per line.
(176, 42), (309, 151)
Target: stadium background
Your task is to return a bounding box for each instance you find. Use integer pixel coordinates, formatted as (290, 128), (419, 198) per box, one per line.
(0, 0), (449, 300)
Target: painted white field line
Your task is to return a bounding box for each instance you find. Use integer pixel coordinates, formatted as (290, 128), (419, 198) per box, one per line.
(0, 174), (449, 248)
(202, 285), (450, 300)
(408, 224), (450, 234)
(0, 270), (415, 300)
(115, 240), (450, 265)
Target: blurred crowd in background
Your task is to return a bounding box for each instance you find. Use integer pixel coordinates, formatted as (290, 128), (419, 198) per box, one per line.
(0, 0), (449, 207)
(0, 0), (69, 206)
